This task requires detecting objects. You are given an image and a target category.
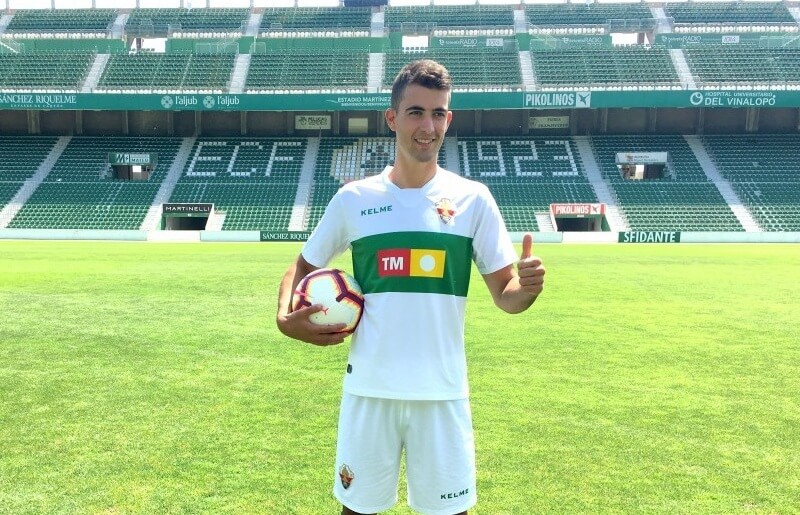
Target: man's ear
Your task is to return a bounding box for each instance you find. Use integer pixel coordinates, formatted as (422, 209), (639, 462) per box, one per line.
(385, 108), (397, 132)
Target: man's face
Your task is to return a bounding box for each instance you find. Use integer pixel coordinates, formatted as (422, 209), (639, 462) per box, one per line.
(385, 84), (452, 165)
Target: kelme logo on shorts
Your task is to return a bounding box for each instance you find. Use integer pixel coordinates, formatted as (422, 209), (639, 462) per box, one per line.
(377, 248), (446, 278)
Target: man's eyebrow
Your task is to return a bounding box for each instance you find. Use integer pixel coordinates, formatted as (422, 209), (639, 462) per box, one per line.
(404, 105), (448, 113)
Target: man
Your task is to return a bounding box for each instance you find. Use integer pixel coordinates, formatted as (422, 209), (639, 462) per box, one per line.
(276, 59), (545, 515)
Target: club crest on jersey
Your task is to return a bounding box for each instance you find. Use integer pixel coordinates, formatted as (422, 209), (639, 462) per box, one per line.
(339, 464), (354, 489)
(435, 198), (456, 225)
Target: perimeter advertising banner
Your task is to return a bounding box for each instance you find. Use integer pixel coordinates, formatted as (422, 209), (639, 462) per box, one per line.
(260, 231), (312, 241)
(1, 90), (799, 111)
(530, 115), (570, 129)
(655, 33), (800, 49)
(108, 152), (157, 165)
(619, 231), (681, 243)
(551, 203), (605, 217)
(163, 203), (213, 216)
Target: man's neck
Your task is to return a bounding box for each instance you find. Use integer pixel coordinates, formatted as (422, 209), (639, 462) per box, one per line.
(389, 160), (438, 189)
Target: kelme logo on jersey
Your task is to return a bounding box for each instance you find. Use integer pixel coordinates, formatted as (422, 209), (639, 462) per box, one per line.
(378, 248), (446, 278)
(361, 204), (392, 216)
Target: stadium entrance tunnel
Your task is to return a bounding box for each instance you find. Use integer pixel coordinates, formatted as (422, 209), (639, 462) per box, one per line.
(555, 216), (607, 231)
(616, 151), (673, 181)
(550, 203), (610, 232)
(106, 152), (157, 181)
(160, 203), (211, 230)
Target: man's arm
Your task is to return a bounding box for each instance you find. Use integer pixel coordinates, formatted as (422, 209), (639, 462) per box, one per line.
(482, 234), (545, 314)
(276, 254), (348, 346)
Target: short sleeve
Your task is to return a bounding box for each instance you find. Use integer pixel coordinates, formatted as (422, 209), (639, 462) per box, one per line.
(301, 191), (351, 268)
(471, 185), (518, 275)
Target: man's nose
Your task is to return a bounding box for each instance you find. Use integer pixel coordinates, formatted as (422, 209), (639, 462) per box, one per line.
(420, 114), (435, 131)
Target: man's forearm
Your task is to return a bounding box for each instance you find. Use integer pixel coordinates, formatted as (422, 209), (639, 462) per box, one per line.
(277, 261), (299, 318)
(496, 276), (538, 314)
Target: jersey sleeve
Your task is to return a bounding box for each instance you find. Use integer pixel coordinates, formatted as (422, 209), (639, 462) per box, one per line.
(301, 191), (351, 268)
(471, 184), (518, 275)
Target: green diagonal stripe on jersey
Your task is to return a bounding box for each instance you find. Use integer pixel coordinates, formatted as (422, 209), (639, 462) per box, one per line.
(351, 231), (473, 296)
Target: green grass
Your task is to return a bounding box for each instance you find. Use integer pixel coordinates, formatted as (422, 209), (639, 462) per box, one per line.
(1, 241), (798, 514)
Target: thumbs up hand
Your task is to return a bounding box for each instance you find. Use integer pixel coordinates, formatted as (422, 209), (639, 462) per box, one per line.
(517, 233), (545, 297)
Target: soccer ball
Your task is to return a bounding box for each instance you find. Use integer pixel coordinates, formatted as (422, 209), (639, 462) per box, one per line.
(292, 268), (364, 333)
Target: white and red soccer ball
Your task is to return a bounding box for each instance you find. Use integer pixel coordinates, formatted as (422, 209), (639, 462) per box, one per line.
(292, 268), (364, 333)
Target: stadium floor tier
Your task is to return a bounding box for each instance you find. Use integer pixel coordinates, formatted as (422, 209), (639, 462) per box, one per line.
(2, 135), (798, 233)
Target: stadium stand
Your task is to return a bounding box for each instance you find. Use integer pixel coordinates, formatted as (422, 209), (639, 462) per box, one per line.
(125, 8), (249, 37)
(259, 7), (372, 37)
(385, 45), (521, 90)
(702, 134), (800, 231)
(526, 3), (654, 34)
(385, 5), (514, 35)
(0, 52), (94, 90)
(1, 3), (799, 236)
(246, 49), (369, 92)
(167, 138), (306, 231)
(4, 9), (116, 35)
(665, 1), (796, 33)
(456, 137), (596, 231)
(307, 137), (395, 229)
(683, 46), (800, 88)
(0, 136), (58, 206)
(98, 53), (234, 92)
(529, 46), (680, 90)
(591, 135), (743, 232)
(8, 137), (181, 230)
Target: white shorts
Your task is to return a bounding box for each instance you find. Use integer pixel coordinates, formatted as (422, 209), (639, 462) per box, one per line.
(333, 393), (477, 515)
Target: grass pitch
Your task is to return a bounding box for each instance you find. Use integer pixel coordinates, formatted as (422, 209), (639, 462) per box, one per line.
(0, 241), (798, 514)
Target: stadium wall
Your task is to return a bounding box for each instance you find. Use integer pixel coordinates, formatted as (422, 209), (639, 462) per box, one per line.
(2, 230), (798, 244)
(7, 107), (800, 138)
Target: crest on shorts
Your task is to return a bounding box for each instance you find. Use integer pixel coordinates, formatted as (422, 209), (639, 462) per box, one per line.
(339, 464), (354, 489)
(435, 198), (456, 225)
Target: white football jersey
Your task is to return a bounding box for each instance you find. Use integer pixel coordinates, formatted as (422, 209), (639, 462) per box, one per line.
(302, 166), (517, 400)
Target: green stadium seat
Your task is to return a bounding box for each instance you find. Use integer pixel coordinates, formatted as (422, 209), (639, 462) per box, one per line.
(8, 137), (182, 230)
(385, 5), (514, 36)
(168, 138), (306, 231)
(530, 46), (680, 90)
(6, 9), (116, 35)
(259, 7), (371, 37)
(384, 45), (521, 91)
(0, 52), (94, 90)
(683, 46), (800, 88)
(98, 53), (234, 92)
(702, 134), (800, 231)
(591, 135), (743, 232)
(245, 50), (368, 91)
(456, 137), (596, 232)
(125, 8), (249, 37)
(525, 3), (654, 34)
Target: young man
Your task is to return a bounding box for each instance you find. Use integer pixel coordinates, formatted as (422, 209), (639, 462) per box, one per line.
(277, 60), (545, 515)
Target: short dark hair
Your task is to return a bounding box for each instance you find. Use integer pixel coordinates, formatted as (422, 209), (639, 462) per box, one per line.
(390, 59), (452, 110)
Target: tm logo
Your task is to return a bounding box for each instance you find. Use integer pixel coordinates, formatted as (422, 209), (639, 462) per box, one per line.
(203, 96), (216, 109)
(160, 95), (173, 109)
(690, 92), (704, 106)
